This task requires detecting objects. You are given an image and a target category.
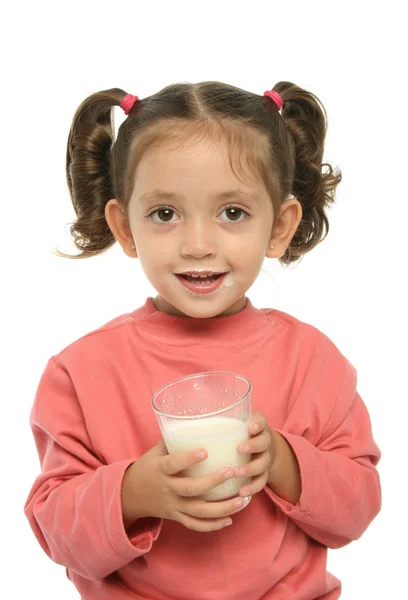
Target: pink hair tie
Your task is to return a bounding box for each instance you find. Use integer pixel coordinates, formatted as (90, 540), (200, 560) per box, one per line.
(120, 94), (139, 115)
(263, 90), (284, 110)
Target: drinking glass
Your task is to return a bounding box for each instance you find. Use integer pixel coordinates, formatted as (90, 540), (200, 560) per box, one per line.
(152, 371), (252, 501)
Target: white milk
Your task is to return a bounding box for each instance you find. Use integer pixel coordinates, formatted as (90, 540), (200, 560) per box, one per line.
(163, 416), (251, 501)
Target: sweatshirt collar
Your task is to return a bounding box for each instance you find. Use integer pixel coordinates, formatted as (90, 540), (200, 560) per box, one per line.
(131, 296), (272, 346)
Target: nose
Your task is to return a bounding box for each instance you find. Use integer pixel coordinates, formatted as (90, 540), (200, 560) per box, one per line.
(179, 218), (217, 259)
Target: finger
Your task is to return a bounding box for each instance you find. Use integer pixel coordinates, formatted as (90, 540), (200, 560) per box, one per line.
(178, 494), (252, 519)
(238, 430), (271, 455)
(176, 512), (233, 533)
(249, 412), (267, 435)
(234, 450), (271, 479)
(172, 466), (236, 498)
(161, 448), (208, 476)
(239, 470), (269, 497)
(145, 438), (168, 457)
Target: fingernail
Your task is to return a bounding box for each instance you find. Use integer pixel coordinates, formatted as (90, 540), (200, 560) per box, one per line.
(196, 450), (207, 459)
(252, 424), (260, 433)
(240, 444), (250, 453)
(234, 497), (245, 508)
(218, 468), (233, 479)
(235, 468), (245, 477)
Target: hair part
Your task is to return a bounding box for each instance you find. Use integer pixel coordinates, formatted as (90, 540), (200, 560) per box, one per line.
(54, 81), (341, 265)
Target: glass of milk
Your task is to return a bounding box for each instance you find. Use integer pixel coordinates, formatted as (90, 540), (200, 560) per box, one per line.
(152, 371), (252, 501)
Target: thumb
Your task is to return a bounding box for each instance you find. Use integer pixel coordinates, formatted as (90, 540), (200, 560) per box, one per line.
(145, 438), (168, 457)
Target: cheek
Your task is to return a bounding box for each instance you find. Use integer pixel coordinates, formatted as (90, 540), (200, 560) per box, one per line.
(236, 243), (266, 271)
(133, 228), (166, 262)
(223, 271), (235, 288)
(134, 236), (163, 275)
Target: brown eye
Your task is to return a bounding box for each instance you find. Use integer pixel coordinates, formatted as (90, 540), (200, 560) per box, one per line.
(147, 206), (178, 223)
(226, 207), (242, 221)
(146, 204), (250, 225)
(156, 208), (174, 222)
(219, 206), (250, 223)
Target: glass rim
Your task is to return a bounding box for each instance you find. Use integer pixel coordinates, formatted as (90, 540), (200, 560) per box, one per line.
(151, 370), (252, 420)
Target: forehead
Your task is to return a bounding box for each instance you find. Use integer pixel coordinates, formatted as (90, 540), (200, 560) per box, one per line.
(131, 133), (267, 205)
(138, 188), (262, 207)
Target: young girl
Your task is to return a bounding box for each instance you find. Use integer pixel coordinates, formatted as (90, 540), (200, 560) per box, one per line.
(24, 81), (382, 600)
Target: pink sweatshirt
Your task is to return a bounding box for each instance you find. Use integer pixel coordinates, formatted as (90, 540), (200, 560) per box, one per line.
(24, 297), (381, 599)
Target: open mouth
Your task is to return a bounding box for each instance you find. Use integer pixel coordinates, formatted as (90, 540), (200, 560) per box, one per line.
(179, 273), (224, 284)
(175, 272), (229, 294)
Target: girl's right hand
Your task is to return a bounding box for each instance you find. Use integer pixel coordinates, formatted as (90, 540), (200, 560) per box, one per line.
(121, 438), (248, 532)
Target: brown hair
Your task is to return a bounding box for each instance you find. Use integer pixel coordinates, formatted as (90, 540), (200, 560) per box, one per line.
(54, 81), (341, 265)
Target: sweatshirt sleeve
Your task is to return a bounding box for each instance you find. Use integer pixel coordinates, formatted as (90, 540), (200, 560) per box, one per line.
(264, 357), (382, 549)
(24, 356), (163, 582)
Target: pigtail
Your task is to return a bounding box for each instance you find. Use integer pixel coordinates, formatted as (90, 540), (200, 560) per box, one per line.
(53, 88), (128, 259)
(273, 81), (342, 265)
(53, 80), (341, 265)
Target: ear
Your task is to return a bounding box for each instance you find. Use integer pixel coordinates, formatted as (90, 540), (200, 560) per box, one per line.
(105, 199), (138, 258)
(266, 197), (303, 258)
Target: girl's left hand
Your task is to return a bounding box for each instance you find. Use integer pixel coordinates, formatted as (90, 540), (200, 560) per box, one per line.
(234, 410), (276, 498)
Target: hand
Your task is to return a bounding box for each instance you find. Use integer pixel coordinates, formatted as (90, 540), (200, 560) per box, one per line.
(234, 410), (277, 498)
(121, 439), (249, 533)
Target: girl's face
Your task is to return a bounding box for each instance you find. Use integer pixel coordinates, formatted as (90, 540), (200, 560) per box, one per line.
(120, 138), (281, 318)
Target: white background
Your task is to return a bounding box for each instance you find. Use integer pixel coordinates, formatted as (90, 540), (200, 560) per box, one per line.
(2, 1), (407, 598)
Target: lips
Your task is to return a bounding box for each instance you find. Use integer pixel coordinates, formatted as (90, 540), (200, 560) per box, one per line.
(175, 272), (228, 295)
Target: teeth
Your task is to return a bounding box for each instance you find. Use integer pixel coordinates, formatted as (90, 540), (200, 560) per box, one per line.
(181, 272), (221, 285)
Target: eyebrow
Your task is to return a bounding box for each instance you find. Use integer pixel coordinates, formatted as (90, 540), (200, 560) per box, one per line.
(138, 189), (261, 206)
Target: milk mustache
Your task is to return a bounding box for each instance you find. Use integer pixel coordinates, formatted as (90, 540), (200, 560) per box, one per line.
(163, 416), (251, 501)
